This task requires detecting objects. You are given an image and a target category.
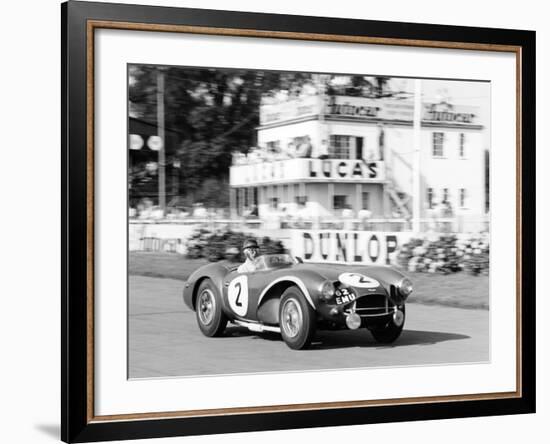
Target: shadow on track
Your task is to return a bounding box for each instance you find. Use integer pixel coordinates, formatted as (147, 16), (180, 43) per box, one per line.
(310, 329), (470, 350)
(222, 326), (470, 350)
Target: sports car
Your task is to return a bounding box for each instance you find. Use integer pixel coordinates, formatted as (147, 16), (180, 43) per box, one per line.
(182, 254), (413, 349)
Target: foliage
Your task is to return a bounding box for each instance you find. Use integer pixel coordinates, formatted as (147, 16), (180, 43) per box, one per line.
(397, 234), (490, 276)
(128, 66), (399, 206)
(185, 229), (286, 262)
(129, 66), (313, 205)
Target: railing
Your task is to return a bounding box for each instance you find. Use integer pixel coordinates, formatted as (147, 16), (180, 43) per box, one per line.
(130, 215), (489, 234)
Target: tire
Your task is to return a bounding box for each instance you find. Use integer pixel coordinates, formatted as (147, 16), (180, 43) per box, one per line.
(195, 279), (228, 337)
(279, 286), (316, 350)
(369, 305), (405, 344)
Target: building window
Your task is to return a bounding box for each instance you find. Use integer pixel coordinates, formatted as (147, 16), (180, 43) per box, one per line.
(329, 135), (352, 159)
(333, 195), (348, 210)
(432, 132), (445, 157)
(459, 133), (466, 158)
(362, 192), (370, 210)
(459, 188), (466, 207)
(427, 187), (434, 209)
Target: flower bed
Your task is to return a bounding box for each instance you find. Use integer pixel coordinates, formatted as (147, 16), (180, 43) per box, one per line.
(397, 234), (490, 275)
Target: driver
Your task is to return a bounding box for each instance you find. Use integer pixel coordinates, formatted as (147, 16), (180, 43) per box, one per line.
(237, 238), (260, 273)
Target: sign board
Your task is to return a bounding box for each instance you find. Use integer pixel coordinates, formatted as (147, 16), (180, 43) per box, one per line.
(260, 95), (320, 125)
(290, 230), (415, 265)
(129, 134), (144, 150)
(147, 135), (163, 151)
(259, 95), (479, 126)
(230, 158), (385, 186)
(325, 96), (414, 122)
(422, 102), (478, 124)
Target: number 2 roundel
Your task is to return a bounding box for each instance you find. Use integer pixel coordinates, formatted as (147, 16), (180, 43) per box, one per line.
(339, 272), (380, 289)
(228, 275), (249, 316)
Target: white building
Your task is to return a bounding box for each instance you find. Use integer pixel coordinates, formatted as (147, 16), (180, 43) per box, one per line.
(229, 89), (488, 232)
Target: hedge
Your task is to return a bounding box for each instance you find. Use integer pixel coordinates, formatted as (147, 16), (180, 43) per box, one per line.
(185, 229), (285, 262)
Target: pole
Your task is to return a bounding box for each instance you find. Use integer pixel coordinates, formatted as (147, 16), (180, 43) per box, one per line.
(317, 74), (329, 158)
(412, 79), (422, 233)
(156, 68), (166, 213)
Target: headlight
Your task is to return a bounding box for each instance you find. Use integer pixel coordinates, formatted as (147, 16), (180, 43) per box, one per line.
(397, 277), (413, 297)
(319, 281), (335, 301)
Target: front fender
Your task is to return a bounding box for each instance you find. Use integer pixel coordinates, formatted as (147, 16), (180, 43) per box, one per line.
(183, 261), (232, 311)
(351, 265), (410, 304)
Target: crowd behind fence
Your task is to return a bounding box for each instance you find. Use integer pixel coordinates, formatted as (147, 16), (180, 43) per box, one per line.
(129, 213), (488, 234)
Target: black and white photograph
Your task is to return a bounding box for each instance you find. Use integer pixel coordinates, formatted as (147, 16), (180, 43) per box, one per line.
(127, 65), (490, 378)
(0, 0), (543, 442)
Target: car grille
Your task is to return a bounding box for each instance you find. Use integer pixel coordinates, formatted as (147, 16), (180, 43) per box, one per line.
(354, 294), (391, 316)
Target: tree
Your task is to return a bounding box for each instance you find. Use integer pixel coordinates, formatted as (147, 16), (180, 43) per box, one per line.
(128, 65), (313, 207)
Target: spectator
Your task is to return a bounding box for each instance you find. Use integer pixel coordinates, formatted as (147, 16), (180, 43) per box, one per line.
(295, 136), (312, 158)
(342, 204), (355, 230)
(280, 206), (293, 228)
(444, 201), (454, 217)
(358, 207), (372, 230)
(151, 206), (164, 220)
(192, 203), (208, 218)
(317, 139), (329, 159)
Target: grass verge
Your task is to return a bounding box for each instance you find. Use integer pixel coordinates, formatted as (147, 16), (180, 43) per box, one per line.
(129, 252), (488, 310)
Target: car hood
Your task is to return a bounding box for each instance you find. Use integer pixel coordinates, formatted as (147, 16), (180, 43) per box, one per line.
(292, 262), (406, 287)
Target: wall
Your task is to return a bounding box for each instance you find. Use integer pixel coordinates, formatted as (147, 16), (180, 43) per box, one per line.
(420, 128), (485, 215)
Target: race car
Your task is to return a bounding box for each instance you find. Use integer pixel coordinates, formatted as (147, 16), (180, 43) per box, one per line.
(182, 253), (413, 349)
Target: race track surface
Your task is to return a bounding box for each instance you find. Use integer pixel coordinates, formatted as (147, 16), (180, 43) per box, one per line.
(129, 276), (489, 378)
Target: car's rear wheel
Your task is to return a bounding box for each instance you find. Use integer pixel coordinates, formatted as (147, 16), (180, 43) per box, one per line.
(195, 279), (227, 337)
(369, 305), (405, 344)
(279, 287), (316, 350)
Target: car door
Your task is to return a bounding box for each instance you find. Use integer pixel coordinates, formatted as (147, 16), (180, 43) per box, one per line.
(222, 270), (268, 322)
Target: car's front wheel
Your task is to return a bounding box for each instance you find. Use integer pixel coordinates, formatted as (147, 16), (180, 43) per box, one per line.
(195, 279), (227, 337)
(279, 287), (316, 350)
(369, 305), (405, 344)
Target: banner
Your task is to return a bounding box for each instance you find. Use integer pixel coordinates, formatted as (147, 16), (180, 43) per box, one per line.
(290, 230), (415, 265)
(230, 158), (385, 186)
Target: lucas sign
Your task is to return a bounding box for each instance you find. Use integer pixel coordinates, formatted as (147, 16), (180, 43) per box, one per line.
(291, 230), (414, 265)
(230, 158), (385, 186)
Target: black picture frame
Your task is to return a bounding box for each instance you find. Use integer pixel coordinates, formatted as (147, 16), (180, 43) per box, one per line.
(62, 1), (536, 442)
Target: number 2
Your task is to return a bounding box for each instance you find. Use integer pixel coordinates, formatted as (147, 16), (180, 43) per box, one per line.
(235, 282), (242, 307)
(228, 275), (248, 316)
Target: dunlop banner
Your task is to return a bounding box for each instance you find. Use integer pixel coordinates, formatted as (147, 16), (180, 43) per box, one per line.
(290, 230), (415, 265)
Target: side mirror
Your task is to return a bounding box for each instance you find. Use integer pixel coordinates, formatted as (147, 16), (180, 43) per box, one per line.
(295, 256), (304, 263)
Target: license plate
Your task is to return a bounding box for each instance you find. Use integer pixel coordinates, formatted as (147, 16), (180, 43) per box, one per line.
(334, 287), (356, 305)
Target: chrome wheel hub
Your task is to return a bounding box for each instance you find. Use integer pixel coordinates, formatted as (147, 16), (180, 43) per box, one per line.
(198, 289), (215, 325)
(281, 299), (303, 338)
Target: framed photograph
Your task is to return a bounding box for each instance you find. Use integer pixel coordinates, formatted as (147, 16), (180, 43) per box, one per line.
(62, 1), (535, 442)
